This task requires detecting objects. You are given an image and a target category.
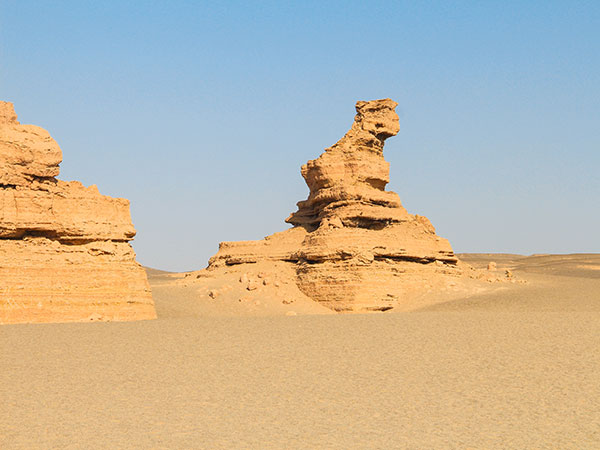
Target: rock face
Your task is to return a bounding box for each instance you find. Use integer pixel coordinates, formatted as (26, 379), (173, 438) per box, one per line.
(0, 102), (156, 324)
(206, 99), (464, 312)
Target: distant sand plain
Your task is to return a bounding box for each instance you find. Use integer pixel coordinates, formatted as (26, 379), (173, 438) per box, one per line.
(2, 254), (599, 448)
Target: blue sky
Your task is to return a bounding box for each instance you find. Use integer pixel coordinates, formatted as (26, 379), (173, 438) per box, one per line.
(1, 1), (598, 271)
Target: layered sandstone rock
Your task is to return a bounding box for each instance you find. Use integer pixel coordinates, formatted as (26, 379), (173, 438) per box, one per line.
(0, 102), (156, 324)
(205, 99), (470, 312)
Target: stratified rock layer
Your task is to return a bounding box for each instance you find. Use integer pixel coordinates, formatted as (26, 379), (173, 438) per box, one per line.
(0, 102), (156, 324)
(206, 99), (465, 312)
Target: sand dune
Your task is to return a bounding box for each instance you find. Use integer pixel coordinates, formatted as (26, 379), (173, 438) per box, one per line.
(1, 253), (599, 448)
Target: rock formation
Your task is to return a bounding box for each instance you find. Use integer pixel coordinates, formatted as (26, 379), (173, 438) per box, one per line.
(205, 99), (469, 312)
(0, 101), (156, 324)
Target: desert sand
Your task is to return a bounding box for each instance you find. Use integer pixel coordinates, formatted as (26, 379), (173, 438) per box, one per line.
(2, 98), (599, 448)
(2, 253), (599, 448)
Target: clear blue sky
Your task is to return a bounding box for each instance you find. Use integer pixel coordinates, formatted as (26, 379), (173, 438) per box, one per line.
(1, 1), (598, 271)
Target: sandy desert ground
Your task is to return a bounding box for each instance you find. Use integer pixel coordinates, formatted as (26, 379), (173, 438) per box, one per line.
(2, 253), (599, 448)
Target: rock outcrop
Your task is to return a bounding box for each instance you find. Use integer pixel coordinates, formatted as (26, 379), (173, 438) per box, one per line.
(205, 99), (470, 312)
(0, 102), (156, 324)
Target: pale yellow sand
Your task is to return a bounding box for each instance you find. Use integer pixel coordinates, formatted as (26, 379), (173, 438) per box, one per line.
(1, 254), (599, 448)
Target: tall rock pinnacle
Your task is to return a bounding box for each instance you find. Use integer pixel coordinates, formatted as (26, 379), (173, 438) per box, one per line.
(206, 99), (463, 312)
(287, 98), (408, 229)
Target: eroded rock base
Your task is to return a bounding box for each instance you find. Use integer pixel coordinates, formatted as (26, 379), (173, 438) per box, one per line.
(0, 238), (155, 324)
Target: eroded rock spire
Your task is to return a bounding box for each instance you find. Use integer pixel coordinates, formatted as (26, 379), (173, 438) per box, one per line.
(287, 99), (408, 229)
(205, 99), (463, 312)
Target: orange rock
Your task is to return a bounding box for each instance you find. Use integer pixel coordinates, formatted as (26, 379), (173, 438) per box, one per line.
(0, 103), (62, 186)
(246, 280), (260, 291)
(206, 99), (463, 312)
(286, 99), (407, 228)
(0, 102), (156, 324)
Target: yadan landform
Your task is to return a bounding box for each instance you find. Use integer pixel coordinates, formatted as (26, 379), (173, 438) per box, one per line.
(188, 99), (513, 312)
(0, 102), (156, 324)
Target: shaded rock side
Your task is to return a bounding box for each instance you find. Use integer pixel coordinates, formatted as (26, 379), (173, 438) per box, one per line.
(206, 99), (465, 312)
(0, 102), (156, 324)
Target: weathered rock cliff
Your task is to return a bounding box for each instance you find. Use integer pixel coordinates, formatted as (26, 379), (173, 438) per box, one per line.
(0, 102), (156, 324)
(204, 99), (474, 312)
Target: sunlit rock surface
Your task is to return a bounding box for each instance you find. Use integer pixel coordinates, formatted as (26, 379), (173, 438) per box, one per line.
(0, 102), (156, 324)
(206, 99), (471, 312)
